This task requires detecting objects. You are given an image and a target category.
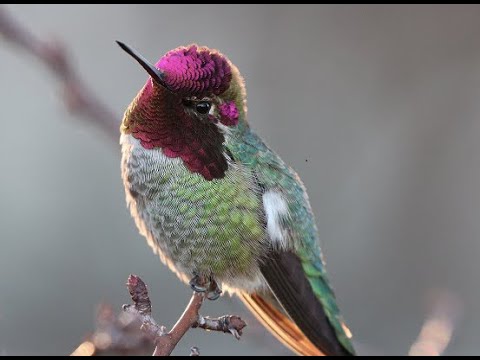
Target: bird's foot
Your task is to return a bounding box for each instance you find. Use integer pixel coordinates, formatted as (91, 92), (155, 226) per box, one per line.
(189, 274), (208, 293)
(189, 274), (222, 301)
(206, 279), (222, 301)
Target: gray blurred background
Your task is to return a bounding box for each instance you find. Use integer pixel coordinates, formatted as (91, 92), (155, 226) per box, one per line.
(1, 4), (480, 356)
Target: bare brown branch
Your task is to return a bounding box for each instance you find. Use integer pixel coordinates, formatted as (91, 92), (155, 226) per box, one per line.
(195, 315), (246, 340)
(71, 275), (246, 356)
(126, 274), (152, 315)
(0, 5), (119, 140)
(125, 275), (246, 356)
(152, 292), (205, 356)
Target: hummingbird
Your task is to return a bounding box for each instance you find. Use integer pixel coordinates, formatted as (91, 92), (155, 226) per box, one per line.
(117, 41), (355, 356)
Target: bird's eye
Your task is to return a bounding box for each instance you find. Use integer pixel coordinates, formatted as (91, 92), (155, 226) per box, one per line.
(196, 101), (211, 115)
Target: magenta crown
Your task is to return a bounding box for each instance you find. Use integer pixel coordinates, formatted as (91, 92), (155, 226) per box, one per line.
(156, 45), (233, 97)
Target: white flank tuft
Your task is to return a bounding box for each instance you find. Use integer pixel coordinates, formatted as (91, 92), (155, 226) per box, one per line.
(262, 190), (289, 249)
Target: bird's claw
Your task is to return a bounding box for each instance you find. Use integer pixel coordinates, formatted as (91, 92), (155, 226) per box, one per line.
(206, 286), (222, 301)
(189, 275), (208, 293)
(189, 274), (222, 301)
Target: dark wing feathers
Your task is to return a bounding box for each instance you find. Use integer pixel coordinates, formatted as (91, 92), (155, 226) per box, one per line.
(258, 251), (353, 356)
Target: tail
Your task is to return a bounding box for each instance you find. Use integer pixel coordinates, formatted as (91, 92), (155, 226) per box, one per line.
(240, 251), (355, 356)
(241, 292), (326, 356)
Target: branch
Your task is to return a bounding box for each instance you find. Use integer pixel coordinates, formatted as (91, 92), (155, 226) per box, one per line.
(72, 275), (246, 356)
(194, 315), (246, 340)
(190, 347), (200, 357)
(125, 275), (246, 356)
(0, 6), (119, 140)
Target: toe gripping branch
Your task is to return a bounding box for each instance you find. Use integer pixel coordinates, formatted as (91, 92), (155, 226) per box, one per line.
(189, 274), (223, 301)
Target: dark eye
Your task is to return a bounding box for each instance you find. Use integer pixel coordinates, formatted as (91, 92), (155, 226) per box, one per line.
(196, 101), (211, 114)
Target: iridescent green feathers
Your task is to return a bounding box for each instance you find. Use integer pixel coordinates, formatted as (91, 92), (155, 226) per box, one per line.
(227, 129), (355, 354)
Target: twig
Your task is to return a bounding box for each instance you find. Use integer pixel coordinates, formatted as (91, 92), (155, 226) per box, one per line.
(190, 347), (200, 357)
(71, 275), (246, 356)
(125, 275), (246, 356)
(194, 315), (246, 340)
(151, 291), (204, 356)
(0, 5), (119, 140)
(123, 274), (166, 344)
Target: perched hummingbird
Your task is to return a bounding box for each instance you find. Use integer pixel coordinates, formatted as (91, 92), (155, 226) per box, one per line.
(117, 41), (355, 356)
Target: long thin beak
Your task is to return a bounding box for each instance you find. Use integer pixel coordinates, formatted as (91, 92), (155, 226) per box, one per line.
(116, 41), (170, 89)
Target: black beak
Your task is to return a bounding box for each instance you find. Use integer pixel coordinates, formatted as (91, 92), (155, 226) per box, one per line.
(116, 41), (170, 90)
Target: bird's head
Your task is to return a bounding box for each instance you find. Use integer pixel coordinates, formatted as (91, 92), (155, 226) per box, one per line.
(118, 41), (247, 180)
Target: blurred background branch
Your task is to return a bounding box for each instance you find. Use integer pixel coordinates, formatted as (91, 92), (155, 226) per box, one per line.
(408, 289), (462, 356)
(0, 5), (118, 140)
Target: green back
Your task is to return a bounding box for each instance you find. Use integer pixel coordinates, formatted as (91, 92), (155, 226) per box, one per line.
(228, 124), (355, 354)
